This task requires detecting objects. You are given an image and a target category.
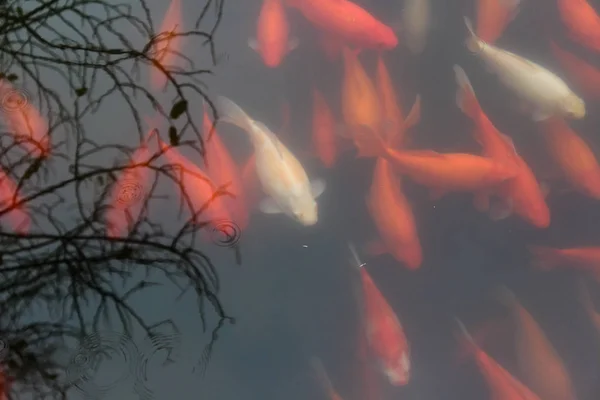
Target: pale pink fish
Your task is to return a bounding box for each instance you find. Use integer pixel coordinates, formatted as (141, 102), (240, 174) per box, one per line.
(150, 0), (183, 90)
(215, 96), (326, 226)
(0, 167), (30, 234)
(0, 80), (49, 157)
(106, 130), (157, 238)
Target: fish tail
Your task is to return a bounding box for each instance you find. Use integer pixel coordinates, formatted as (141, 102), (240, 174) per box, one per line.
(528, 245), (560, 270)
(453, 65), (481, 119)
(463, 17), (481, 53)
(215, 96), (255, 135)
(453, 318), (478, 365)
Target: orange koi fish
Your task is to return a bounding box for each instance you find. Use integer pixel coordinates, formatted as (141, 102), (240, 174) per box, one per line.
(351, 131), (518, 197)
(284, 0), (397, 51)
(455, 319), (542, 399)
(529, 245), (600, 282)
(202, 103), (249, 230)
(475, 0), (521, 43)
(497, 289), (577, 400)
(249, 0), (298, 68)
(356, 329), (382, 400)
(549, 40), (600, 100)
(311, 87), (337, 168)
(366, 159), (422, 270)
(340, 47), (384, 151)
(0, 168), (30, 234)
(150, 0), (183, 90)
(557, 0), (600, 53)
(106, 130), (157, 238)
(349, 243), (411, 386)
(0, 80), (50, 157)
(310, 357), (344, 400)
(454, 65), (549, 228)
(536, 117), (600, 200)
(365, 96), (422, 269)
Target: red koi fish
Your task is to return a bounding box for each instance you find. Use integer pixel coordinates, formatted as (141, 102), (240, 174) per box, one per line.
(311, 87), (337, 168)
(106, 130), (157, 238)
(475, 0), (521, 43)
(249, 0), (298, 67)
(549, 40), (600, 100)
(284, 0), (398, 51)
(455, 319), (542, 399)
(0, 167), (30, 234)
(349, 243), (411, 386)
(454, 65), (549, 228)
(0, 79), (50, 157)
(202, 103), (249, 230)
(150, 0), (183, 90)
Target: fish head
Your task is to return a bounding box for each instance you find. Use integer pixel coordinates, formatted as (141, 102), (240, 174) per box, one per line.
(382, 350), (411, 386)
(292, 196), (318, 226)
(561, 93), (586, 119)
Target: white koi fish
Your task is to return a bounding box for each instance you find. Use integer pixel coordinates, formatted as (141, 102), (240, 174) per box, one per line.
(215, 96), (325, 226)
(464, 17), (585, 121)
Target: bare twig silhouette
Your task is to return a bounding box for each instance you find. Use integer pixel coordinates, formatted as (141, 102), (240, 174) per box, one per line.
(0, 0), (236, 398)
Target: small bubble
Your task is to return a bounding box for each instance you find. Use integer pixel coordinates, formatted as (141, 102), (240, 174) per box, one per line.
(116, 179), (145, 208)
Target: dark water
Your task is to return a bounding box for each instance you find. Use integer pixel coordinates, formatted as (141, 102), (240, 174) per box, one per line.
(3, 0), (600, 399)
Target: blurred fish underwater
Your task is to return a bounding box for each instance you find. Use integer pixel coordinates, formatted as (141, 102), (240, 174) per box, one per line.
(74, 0), (600, 398)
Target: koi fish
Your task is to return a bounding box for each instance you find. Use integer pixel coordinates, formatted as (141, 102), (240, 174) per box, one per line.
(349, 243), (411, 386)
(497, 288), (577, 400)
(215, 96), (325, 226)
(311, 87), (337, 168)
(284, 0), (397, 51)
(536, 117), (600, 200)
(150, 0), (183, 90)
(0, 167), (30, 234)
(557, 0), (600, 53)
(249, 0), (299, 67)
(464, 17), (585, 121)
(454, 65), (550, 228)
(455, 319), (542, 399)
(548, 40), (600, 100)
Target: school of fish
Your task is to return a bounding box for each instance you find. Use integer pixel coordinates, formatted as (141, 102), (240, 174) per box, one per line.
(5, 0), (600, 399)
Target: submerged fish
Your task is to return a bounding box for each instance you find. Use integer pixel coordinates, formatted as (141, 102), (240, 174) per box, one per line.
(215, 96), (325, 226)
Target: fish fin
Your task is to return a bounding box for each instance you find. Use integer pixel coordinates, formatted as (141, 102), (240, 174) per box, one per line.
(528, 245), (561, 270)
(310, 178), (326, 199)
(365, 239), (387, 256)
(532, 108), (552, 122)
(489, 196), (513, 221)
(453, 318), (479, 365)
(215, 96), (254, 133)
(248, 38), (259, 52)
(259, 197), (283, 214)
(429, 187), (449, 201)
(402, 94), (422, 132)
(287, 37), (300, 52)
(463, 17), (481, 52)
(473, 191), (491, 212)
(453, 65), (481, 119)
